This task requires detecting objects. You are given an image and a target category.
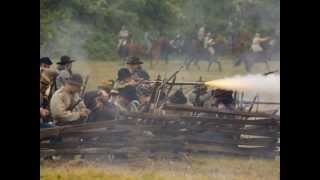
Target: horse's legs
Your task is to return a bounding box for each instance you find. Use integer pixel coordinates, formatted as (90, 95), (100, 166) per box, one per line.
(264, 60), (271, 71)
(215, 58), (222, 72)
(244, 59), (251, 72)
(194, 59), (200, 70)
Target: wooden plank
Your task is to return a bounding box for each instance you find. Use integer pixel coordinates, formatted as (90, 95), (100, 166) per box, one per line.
(126, 113), (280, 126)
(162, 104), (280, 120)
(187, 137), (278, 146)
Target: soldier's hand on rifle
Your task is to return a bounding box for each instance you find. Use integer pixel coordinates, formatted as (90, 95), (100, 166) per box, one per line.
(40, 108), (49, 117)
(80, 109), (90, 118)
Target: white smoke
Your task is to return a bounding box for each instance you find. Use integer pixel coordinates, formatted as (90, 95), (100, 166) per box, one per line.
(206, 73), (280, 102)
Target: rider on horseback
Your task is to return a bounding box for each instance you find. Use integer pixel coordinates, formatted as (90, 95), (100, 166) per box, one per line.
(118, 25), (130, 49)
(251, 33), (269, 54)
(169, 33), (184, 53)
(205, 33), (216, 56)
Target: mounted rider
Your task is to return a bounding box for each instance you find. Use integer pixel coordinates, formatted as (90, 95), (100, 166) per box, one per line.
(198, 25), (206, 44)
(251, 33), (270, 54)
(118, 25), (131, 49)
(144, 31), (153, 54)
(204, 33), (216, 56)
(169, 33), (184, 53)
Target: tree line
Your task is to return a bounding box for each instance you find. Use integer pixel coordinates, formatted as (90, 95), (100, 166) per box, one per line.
(40, 0), (280, 60)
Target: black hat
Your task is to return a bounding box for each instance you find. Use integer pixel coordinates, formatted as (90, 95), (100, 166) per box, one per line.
(56, 55), (75, 65)
(40, 57), (53, 65)
(126, 57), (143, 65)
(169, 89), (187, 104)
(84, 90), (100, 110)
(65, 73), (83, 86)
(119, 86), (138, 101)
(117, 68), (132, 81)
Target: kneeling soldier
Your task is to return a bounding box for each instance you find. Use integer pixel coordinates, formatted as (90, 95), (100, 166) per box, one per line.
(50, 73), (90, 125)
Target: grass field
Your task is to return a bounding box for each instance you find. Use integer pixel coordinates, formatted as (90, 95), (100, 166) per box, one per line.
(42, 58), (280, 180)
(41, 155), (279, 180)
(61, 57), (280, 90)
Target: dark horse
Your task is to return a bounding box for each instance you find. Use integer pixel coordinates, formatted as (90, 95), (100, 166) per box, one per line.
(183, 36), (225, 72)
(233, 37), (279, 72)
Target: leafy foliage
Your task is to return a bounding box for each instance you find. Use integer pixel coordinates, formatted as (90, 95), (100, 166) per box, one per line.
(40, 0), (280, 60)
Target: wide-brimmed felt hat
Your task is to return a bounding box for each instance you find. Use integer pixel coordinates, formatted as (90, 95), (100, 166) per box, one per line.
(117, 68), (132, 81)
(56, 55), (75, 65)
(65, 73), (83, 86)
(126, 57), (143, 65)
(40, 57), (53, 65)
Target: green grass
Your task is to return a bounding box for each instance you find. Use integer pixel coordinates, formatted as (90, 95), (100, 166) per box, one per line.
(41, 155), (279, 180)
(61, 58), (279, 90)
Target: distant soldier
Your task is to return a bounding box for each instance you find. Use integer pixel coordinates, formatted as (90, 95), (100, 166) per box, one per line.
(55, 55), (75, 89)
(251, 33), (270, 53)
(170, 33), (184, 53)
(144, 31), (153, 54)
(118, 25), (130, 49)
(126, 57), (150, 81)
(50, 73), (90, 125)
(207, 34), (216, 56)
(40, 57), (53, 73)
(198, 26), (206, 42)
(203, 32), (211, 49)
(115, 85), (140, 113)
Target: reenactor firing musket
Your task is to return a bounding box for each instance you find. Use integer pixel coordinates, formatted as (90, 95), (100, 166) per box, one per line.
(67, 75), (89, 111)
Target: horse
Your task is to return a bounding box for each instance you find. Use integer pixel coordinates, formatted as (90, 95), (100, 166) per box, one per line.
(183, 36), (224, 72)
(231, 31), (252, 56)
(118, 41), (146, 64)
(233, 37), (279, 72)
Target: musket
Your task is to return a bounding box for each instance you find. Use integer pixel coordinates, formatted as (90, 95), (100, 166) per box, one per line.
(145, 75), (161, 112)
(67, 75), (89, 111)
(154, 66), (184, 108)
(142, 80), (205, 86)
(263, 70), (278, 76)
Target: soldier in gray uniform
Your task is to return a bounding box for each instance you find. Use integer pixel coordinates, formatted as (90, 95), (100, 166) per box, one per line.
(126, 57), (150, 80)
(50, 73), (90, 125)
(55, 56), (75, 89)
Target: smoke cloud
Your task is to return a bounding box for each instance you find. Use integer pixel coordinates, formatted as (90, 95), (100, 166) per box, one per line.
(205, 74), (280, 100)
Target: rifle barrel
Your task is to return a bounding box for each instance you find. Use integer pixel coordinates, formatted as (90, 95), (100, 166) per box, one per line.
(143, 81), (205, 86)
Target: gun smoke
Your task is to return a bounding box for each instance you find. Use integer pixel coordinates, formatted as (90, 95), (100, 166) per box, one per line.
(205, 74), (280, 99)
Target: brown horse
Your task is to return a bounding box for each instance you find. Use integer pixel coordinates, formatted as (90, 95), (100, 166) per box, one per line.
(231, 32), (252, 55)
(118, 41), (146, 64)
